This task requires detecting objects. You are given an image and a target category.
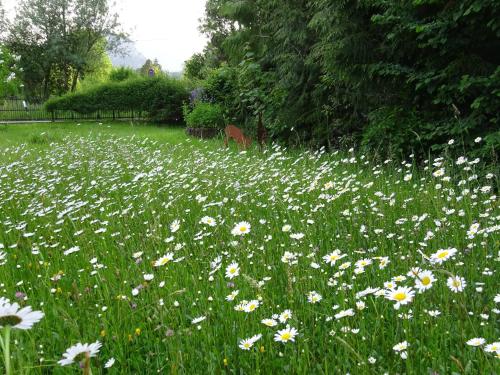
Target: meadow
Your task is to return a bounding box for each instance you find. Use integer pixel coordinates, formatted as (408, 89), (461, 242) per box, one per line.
(0, 122), (498, 374)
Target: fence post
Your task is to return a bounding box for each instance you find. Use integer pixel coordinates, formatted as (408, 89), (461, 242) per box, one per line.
(51, 111), (55, 122)
(113, 110), (115, 120)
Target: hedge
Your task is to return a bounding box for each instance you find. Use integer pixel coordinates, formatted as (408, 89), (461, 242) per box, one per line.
(45, 77), (189, 123)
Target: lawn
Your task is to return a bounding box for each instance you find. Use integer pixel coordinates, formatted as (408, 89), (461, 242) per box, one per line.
(0, 122), (498, 374)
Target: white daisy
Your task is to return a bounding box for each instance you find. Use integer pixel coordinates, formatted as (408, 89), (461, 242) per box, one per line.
(322, 250), (346, 266)
(274, 325), (298, 343)
(154, 253), (174, 267)
(170, 219), (180, 233)
(0, 300), (44, 330)
(231, 221), (251, 236)
(466, 337), (485, 347)
(393, 341), (408, 352)
(279, 309), (292, 323)
(238, 333), (262, 350)
(484, 342), (500, 353)
(191, 316), (206, 324)
(261, 318), (278, 327)
(58, 341), (102, 366)
(385, 287), (415, 309)
(415, 270), (435, 292)
(447, 276), (466, 293)
(243, 300), (260, 313)
(430, 248), (457, 264)
(200, 216), (217, 227)
(225, 262), (240, 279)
(307, 291), (322, 304)
(104, 357), (115, 368)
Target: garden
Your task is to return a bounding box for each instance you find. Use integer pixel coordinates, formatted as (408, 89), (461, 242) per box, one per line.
(1, 0), (499, 373)
(0, 122), (499, 374)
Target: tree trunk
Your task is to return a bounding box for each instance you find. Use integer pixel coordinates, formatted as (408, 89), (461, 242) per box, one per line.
(71, 70), (80, 92)
(43, 67), (51, 100)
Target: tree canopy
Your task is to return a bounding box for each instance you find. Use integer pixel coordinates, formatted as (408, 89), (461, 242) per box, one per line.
(188, 0), (499, 161)
(4, 0), (125, 100)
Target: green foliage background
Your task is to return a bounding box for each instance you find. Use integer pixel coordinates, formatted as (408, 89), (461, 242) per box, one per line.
(187, 0), (500, 162)
(45, 77), (188, 123)
(184, 102), (225, 129)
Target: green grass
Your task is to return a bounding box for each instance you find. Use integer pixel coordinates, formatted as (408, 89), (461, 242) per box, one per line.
(0, 122), (192, 151)
(0, 123), (498, 374)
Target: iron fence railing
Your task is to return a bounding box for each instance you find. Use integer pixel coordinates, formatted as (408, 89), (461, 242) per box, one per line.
(0, 98), (140, 122)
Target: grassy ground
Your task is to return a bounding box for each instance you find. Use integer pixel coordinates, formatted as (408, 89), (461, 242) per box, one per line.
(0, 122), (192, 153)
(0, 122), (498, 374)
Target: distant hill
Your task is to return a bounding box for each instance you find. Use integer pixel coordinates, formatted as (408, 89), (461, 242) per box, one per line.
(108, 40), (183, 78)
(109, 40), (147, 69)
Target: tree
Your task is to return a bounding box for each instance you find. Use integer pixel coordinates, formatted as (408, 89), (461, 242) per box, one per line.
(0, 0), (6, 38)
(184, 53), (207, 82)
(198, 0), (499, 160)
(139, 58), (163, 77)
(7, 0), (125, 99)
(0, 47), (22, 98)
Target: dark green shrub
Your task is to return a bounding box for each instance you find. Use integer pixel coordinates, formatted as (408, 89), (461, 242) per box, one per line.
(45, 77), (189, 123)
(203, 66), (241, 121)
(184, 102), (224, 129)
(109, 67), (139, 82)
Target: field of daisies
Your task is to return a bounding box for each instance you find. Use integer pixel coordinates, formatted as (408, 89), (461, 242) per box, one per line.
(0, 123), (499, 374)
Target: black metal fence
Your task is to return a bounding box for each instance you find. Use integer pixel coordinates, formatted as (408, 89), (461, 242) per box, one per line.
(0, 98), (139, 122)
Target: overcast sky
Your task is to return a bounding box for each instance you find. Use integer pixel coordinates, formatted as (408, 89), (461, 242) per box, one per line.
(3, 0), (209, 72)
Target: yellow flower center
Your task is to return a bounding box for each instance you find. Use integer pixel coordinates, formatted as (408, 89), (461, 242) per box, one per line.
(394, 292), (407, 301)
(421, 276), (431, 285)
(281, 332), (291, 340)
(437, 251), (449, 259)
(239, 226), (247, 232)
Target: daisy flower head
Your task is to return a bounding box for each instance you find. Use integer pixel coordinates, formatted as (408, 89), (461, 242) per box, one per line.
(104, 357), (115, 368)
(323, 250), (346, 266)
(466, 337), (485, 347)
(385, 287), (415, 309)
(191, 316), (206, 324)
(274, 325), (298, 343)
(239, 334), (262, 350)
(231, 221), (251, 236)
(200, 216), (217, 227)
(355, 258), (372, 268)
(0, 300), (44, 330)
(170, 219), (180, 233)
(393, 341), (408, 352)
(307, 291), (322, 304)
(393, 341), (409, 359)
(279, 309), (292, 323)
(415, 270), (435, 292)
(432, 168), (445, 177)
(58, 341), (102, 366)
(447, 275), (466, 293)
(261, 318), (278, 327)
(495, 294), (500, 303)
(225, 262), (240, 279)
(484, 342), (500, 354)
(154, 252), (174, 267)
(430, 248), (457, 264)
(243, 300), (260, 313)
(226, 290), (239, 301)
(281, 251), (299, 265)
